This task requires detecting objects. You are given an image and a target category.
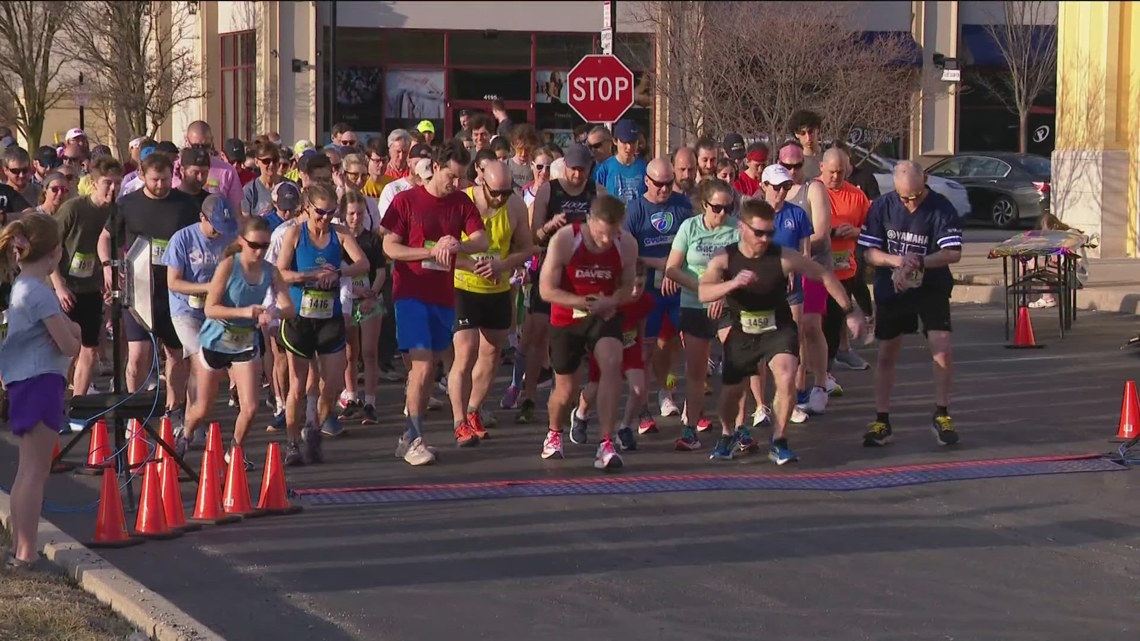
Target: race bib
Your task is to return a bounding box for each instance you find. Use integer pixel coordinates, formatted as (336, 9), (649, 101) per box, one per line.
(622, 329), (638, 348)
(421, 241), (449, 271)
(218, 326), (255, 352)
(188, 294), (205, 310)
(352, 275), (370, 291)
(300, 289), (334, 319)
(69, 252), (96, 279)
(740, 310), (776, 335)
(832, 250), (852, 271)
(150, 238), (169, 263)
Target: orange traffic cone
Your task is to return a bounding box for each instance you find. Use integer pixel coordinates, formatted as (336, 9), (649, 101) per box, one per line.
(206, 422), (223, 455)
(1006, 306), (1044, 349)
(86, 468), (144, 548)
(134, 461), (181, 539)
(222, 445), (263, 517)
(126, 419), (151, 469)
(50, 438), (76, 474)
(156, 417), (174, 461)
(257, 443), (303, 515)
(1112, 380), (1140, 442)
(77, 419), (113, 475)
(189, 443), (241, 526)
(160, 457), (201, 533)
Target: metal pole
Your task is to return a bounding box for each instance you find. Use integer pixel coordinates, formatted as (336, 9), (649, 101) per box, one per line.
(327, 0), (338, 139)
(604, 1), (616, 131)
(78, 72), (86, 131)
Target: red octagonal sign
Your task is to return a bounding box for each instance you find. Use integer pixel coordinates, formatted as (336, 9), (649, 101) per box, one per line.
(567, 54), (635, 124)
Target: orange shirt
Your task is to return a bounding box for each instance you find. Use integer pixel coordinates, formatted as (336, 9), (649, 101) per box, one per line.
(826, 181), (871, 280)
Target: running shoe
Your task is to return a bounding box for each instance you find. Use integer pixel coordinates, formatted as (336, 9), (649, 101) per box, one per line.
(284, 440), (305, 467)
(541, 430), (564, 459)
(360, 404), (379, 424)
(224, 446), (256, 472)
(321, 415), (348, 438)
(637, 407), (658, 434)
(397, 435), (437, 466)
(790, 406), (809, 424)
(478, 408), (498, 429)
(302, 427), (323, 463)
(932, 414), (959, 446)
(339, 399), (363, 420)
(467, 411), (489, 440)
(696, 417), (714, 433)
(658, 390), (680, 417)
(825, 374), (844, 397)
(734, 425), (760, 454)
(806, 387), (828, 415)
(675, 426), (701, 451)
(594, 438), (623, 471)
(616, 426), (637, 451)
(862, 421), (893, 447)
(768, 438), (798, 465)
(752, 405), (771, 427)
(228, 387), (239, 408)
(165, 406), (186, 435)
(709, 435), (736, 461)
(454, 420), (480, 447)
(174, 435), (191, 460)
(834, 349), (870, 371)
(569, 410), (589, 444)
(516, 398), (536, 424)
(500, 385), (522, 410)
(379, 367), (404, 382)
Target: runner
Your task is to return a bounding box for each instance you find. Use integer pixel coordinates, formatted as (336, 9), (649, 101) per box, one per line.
(571, 264), (654, 451)
(516, 143), (604, 423)
(336, 190), (387, 424)
(593, 119), (648, 202)
(538, 194), (637, 470)
(857, 161), (962, 447)
(665, 178), (740, 450)
(449, 160), (533, 441)
(177, 217), (293, 465)
(699, 199), (865, 464)
(276, 182), (371, 465)
(789, 110), (824, 182)
(622, 157), (693, 425)
(263, 184), (306, 431)
(381, 141), (487, 463)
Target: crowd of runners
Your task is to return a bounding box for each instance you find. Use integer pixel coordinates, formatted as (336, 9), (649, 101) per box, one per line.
(0, 107), (965, 479)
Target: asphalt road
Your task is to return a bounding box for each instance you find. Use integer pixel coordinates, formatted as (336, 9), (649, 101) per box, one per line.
(3, 304), (1139, 641)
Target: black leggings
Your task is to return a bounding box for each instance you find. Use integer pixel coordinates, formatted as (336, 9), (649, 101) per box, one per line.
(825, 276), (874, 364)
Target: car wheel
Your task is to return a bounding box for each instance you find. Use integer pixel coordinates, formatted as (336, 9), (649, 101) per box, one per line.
(990, 196), (1019, 229)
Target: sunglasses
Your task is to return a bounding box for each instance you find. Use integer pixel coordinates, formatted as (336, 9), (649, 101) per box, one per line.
(311, 206), (337, 217)
(898, 189), (926, 203)
(743, 224), (775, 238)
(780, 162), (803, 171)
(769, 182), (794, 192)
(706, 202), (732, 214)
(257, 157), (276, 165)
(48, 185), (69, 194)
(342, 139), (358, 146)
(648, 177), (674, 189)
(242, 237), (270, 251)
(588, 141), (607, 150)
(486, 187), (514, 198)
(368, 156), (387, 163)
(6, 166), (29, 175)
(534, 164), (548, 171)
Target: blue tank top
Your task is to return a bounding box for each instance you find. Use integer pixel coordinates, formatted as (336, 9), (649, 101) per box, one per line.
(198, 258), (274, 354)
(289, 221), (343, 318)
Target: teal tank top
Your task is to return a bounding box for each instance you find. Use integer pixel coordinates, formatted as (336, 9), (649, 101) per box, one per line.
(289, 222), (343, 318)
(199, 258), (274, 354)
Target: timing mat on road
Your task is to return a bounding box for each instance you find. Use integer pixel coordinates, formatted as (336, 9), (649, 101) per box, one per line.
(294, 454), (1126, 506)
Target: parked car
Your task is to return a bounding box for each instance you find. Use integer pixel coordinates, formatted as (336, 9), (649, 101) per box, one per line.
(848, 145), (973, 220)
(925, 152), (1051, 229)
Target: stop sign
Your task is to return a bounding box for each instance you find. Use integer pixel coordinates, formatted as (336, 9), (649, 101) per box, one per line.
(567, 54), (635, 124)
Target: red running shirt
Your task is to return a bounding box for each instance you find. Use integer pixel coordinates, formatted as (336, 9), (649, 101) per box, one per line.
(550, 223), (626, 327)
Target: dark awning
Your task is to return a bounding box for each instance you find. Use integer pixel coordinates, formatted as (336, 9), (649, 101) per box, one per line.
(859, 31), (923, 67)
(960, 24), (1057, 68)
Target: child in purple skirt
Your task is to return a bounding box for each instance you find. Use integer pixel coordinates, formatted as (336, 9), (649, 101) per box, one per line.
(0, 213), (81, 569)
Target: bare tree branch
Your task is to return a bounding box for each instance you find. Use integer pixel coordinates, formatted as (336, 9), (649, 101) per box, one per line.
(976, 1), (1058, 153)
(0, 2), (75, 148)
(64, 1), (206, 156)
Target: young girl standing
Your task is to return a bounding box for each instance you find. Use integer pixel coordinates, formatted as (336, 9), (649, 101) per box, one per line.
(0, 213), (82, 568)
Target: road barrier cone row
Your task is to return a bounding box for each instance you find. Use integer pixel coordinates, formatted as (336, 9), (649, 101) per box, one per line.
(1006, 305), (1045, 349)
(135, 461), (181, 539)
(77, 419), (113, 475)
(190, 428), (241, 526)
(258, 442), (304, 515)
(86, 468), (144, 549)
(1113, 380), (1139, 443)
(127, 419), (152, 469)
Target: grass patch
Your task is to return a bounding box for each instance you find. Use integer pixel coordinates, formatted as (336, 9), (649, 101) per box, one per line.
(0, 526), (139, 641)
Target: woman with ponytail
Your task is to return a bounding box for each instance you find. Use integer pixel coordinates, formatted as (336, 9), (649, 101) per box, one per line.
(0, 213), (82, 569)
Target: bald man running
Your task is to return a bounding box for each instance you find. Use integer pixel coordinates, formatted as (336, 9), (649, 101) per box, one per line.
(450, 161), (534, 440)
(857, 161), (962, 447)
(177, 120), (242, 212)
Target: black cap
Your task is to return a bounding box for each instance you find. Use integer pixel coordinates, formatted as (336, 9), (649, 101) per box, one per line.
(409, 143), (432, 159)
(156, 141), (180, 156)
(35, 145), (60, 169)
(223, 138), (246, 162)
(723, 133), (746, 160)
(179, 146), (210, 168)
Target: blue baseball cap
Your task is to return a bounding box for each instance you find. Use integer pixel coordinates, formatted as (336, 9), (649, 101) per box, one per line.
(201, 194), (238, 236)
(613, 119), (640, 143)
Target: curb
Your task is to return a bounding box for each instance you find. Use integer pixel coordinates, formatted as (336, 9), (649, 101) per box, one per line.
(951, 280), (1140, 316)
(0, 491), (227, 641)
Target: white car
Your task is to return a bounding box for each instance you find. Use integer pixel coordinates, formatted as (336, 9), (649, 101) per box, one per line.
(850, 146), (972, 220)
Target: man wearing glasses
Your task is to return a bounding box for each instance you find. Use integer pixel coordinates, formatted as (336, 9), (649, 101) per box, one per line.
(3, 147), (38, 206)
(857, 161), (962, 448)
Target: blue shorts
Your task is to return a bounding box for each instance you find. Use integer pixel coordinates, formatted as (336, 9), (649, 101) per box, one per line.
(786, 276), (804, 306)
(645, 290), (681, 338)
(395, 298), (456, 353)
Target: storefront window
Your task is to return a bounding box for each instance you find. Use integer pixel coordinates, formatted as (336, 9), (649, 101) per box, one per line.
(450, 69), (532, 102)
(536, 34), (594, 68)
(614, 33), (654, 70)
(384, 30), (445, 65)
(384, 70), (446, 120)
(449, 31), (532, 67)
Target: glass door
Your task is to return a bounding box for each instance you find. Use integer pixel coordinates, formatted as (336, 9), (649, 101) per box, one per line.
(449, 101), (531, 139)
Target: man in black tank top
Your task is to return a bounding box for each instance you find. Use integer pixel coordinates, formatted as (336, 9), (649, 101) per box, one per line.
(699, 200), (865, 465)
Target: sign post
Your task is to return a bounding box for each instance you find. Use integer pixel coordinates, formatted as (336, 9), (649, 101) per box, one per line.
(567, 54), (636, 127)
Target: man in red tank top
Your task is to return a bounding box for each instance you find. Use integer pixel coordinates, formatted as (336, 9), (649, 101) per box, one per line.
(538, 194), (637, 471)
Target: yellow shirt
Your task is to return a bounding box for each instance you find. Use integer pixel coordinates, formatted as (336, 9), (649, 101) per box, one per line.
(78, 174), (94, 197)
(363, 175), (393, 199)
(455, 187), (512, 295)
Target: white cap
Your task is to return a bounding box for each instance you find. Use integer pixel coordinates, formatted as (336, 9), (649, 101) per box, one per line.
(413, 157), (433, 180)
(128, 136), (146, 150)
(65, 128), (87, 142)
(761, 164), (794, 185)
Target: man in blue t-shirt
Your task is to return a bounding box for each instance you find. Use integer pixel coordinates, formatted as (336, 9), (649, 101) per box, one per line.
(624, 157), (693, 418)
(593, 119), (648, 202)
(857, 160), (962, 449)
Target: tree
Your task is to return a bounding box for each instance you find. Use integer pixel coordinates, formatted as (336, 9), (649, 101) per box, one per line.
(0, 2), (74, 148)
(976, 1), (1058, 153)
(66, 1), (205, 155)
(633, 1), (938, 150)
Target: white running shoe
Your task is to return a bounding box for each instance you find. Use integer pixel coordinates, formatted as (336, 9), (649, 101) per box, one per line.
(400, 436), (436, 466)
(752, 404), (772, 427)
(806, 387), (829, 415)
(594, 439), (623, 471)
(658, 390), (681, 417)
(790, 405), (809, 424)
(825, 373), (844, 397)
(541, 430), (564, 459)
